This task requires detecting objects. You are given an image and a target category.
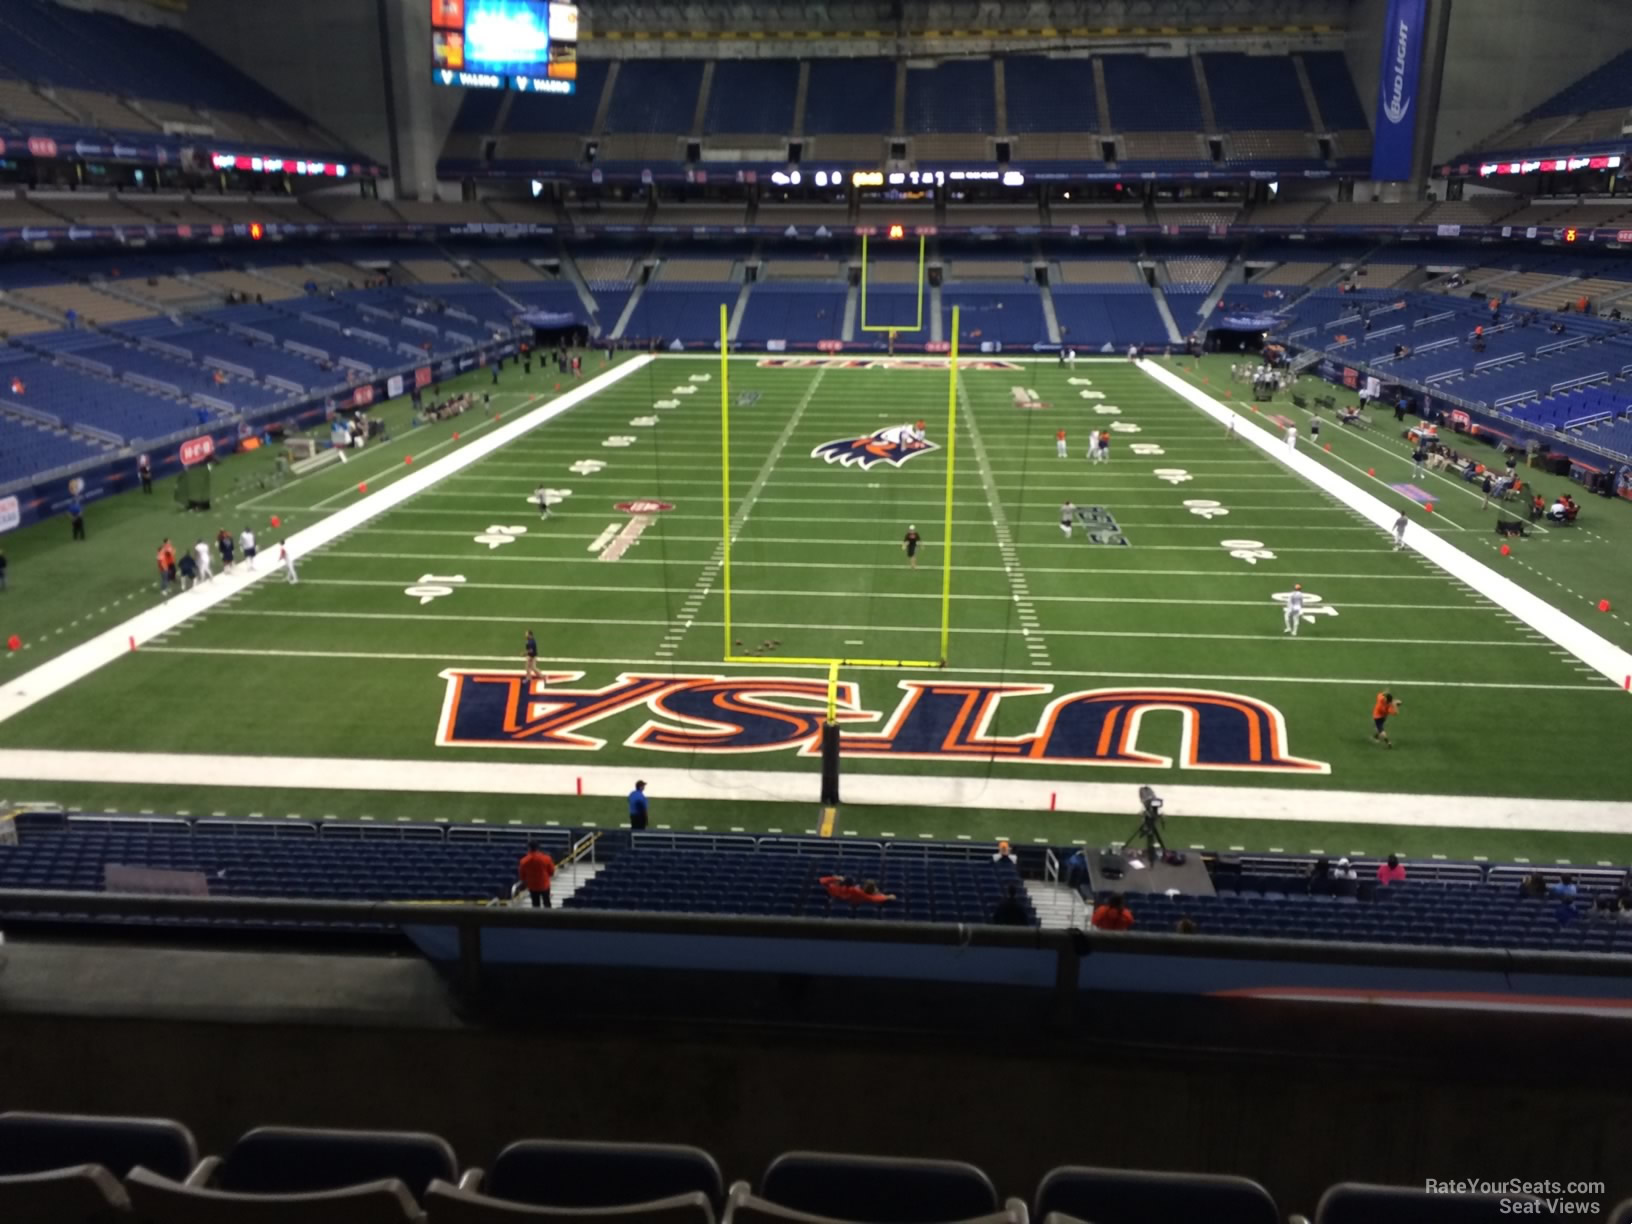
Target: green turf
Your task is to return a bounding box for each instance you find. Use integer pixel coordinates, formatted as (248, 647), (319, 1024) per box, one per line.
(3, 352), (1631, 863)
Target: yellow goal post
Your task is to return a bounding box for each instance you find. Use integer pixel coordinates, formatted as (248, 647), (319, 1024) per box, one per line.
(717, 304), (961, 707)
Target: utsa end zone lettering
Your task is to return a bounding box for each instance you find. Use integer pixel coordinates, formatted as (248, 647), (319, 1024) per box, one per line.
(756, 357), (1021, 371)
(436, 672), (1329, 774)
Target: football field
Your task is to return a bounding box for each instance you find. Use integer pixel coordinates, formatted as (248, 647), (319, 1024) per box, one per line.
(3, 353), (1632, 860)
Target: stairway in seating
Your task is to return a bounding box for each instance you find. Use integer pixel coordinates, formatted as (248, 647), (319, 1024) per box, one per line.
(1025, 879), (1082, 930)
(550, 860), (602, 904)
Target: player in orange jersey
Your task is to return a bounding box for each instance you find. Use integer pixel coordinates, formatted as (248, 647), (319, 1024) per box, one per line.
(1371, 691), (1400, 747)
(1056, 427), (1067, 459)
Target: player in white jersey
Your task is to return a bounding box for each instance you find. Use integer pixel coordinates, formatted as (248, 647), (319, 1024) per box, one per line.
(1059, 501), (1076, 537)
(1393, 513), (1408, 551)
(193, 539), (213, 582)
(1285, 425), (1298, 451)
(279, 541), (298, 583)
(1283, 583), (1305, 636)
(239, 527), (256, 569)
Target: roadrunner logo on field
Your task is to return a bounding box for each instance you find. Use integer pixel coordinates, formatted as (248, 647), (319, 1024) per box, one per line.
(810, 424), (939, 469)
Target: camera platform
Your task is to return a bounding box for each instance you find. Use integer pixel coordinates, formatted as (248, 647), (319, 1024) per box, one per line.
(1084, 847), (1216, 897)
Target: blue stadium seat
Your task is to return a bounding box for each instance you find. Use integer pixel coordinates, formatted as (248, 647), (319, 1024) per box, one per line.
(1036, 1166), (1279, 1224)
(0, 1110), (197, 1181)
(1315, 1182), (1537, 1222)
(481, 1139), (723, 1210)
(757, 1151), (1000, 1224)
(211, 1125), (457, 1201)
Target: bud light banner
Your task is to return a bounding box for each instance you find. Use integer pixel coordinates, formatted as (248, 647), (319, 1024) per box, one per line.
(1371, 0), (1426, 181)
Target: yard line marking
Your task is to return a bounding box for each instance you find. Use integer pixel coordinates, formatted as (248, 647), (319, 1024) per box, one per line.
(209, 607), (1547, 649)
(324, 536), (1401, 555)
(304, 550), (1464, 580)
(135, 645), (1617, 691)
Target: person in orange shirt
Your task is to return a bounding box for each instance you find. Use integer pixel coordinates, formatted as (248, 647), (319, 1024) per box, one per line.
(518, 840), (556, 908)
(1056, 427), (1068, 459)
(1372, 691), (1400, 748)
(156, 538), (176, 597)
(819, 875), (896, 905)
(1091, 893), (1134, 931)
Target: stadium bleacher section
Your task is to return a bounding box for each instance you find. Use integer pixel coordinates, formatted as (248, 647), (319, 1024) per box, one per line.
(5, 810), (1631, 955)
(0, 1108), (1569, 1224)
(703, 59), (799, 139)
(1466, 48), (1632, 160)
(1100, 54), (1202, 133)
(1273, 285), (1632, 460)
(439, 49), (1387, 178)
(0, 246), (541, 484)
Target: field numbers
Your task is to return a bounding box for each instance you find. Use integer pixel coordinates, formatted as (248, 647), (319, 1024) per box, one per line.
(1068, 377), (1093, 386)
(1183, 498), (1227, 519)
(1093, 405), (1122, 415)
(630, 416), (659, 426)
(1109, 421), (1141, 433)
(671, 385), (698, 395)
(570, 459), (606, 475)
(688, 373), (712, 382)
(527, 488), (572, 509)
(1130, 443), (1165, 456)
(653, 399), (680, 409)
(603, 436), (638, 448)
(473, 525), (528, 550)
(1221, 539), (1276, 564)
(1078, 389), (1106, 400)
(1153, 468), (1192, 484)
(406, 574), (466, 605)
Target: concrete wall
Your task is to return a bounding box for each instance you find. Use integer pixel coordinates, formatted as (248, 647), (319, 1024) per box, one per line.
(184, 0), (392, 165)
(182, 0), (463, 195)
(1349, 0), (1632, 167)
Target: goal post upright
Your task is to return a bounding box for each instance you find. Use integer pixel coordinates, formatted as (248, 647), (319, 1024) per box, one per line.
(939, 307), (958, 666)
(719, 302), (733, 661)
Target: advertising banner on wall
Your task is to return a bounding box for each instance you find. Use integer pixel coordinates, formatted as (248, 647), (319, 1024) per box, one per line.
(1371, 0), (1427, 181)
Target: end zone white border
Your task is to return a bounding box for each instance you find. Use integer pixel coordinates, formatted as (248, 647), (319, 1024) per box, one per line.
(1139, 358), (1632, 689)
(0, 355), (657, 726)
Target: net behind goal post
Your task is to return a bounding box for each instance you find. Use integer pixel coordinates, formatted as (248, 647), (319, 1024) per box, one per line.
(715, 303), (962, 716)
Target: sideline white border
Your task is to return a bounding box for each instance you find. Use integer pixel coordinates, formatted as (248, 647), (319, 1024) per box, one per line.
(0, 748), (1630, 833)
(1139, 358), (1632, 689)
(0, 356), (656, 725)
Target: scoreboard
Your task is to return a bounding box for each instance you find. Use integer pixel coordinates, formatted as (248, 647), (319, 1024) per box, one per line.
(431, 0), (579, 94)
